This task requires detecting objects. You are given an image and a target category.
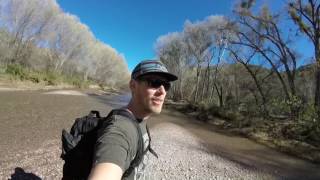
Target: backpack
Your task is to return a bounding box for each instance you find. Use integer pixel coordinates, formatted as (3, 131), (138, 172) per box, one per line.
(60, 109), (158, 180)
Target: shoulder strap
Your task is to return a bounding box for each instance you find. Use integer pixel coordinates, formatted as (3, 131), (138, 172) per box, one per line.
(146, 125), (158, 159)
(107, 109), (144, 178)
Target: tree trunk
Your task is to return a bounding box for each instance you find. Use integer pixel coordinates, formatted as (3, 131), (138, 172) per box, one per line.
(193, 64), (201, 102)
(214, 83), (223, 107)
(315, 54), (320, 118)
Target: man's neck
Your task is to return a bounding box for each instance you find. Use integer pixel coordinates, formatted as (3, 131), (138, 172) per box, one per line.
(126, 100), (151, 120)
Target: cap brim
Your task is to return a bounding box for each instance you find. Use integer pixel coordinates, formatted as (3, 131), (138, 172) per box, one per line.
(137, 72), (178, 81)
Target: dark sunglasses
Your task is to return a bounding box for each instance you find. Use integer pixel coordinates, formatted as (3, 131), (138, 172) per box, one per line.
(139, 78), (171, 91)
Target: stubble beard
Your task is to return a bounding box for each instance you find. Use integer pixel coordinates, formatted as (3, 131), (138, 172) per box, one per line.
(150, 104), (162, 114)
(145, 100), (163, 114)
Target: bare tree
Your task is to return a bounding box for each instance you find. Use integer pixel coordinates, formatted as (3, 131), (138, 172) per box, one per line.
(289, 0), (320, 117)
(183, 16), (228, 103)
(228, 46), (269, 115)
(155, 32), (188, 100)
(0, 0), (59, 66)
(183, 20), (212, 102)
(0, 0), (130, 88)
(232, 2), (300, 116)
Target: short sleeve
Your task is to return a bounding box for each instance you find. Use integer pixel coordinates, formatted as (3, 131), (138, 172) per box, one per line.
(92, 115), (139, 172)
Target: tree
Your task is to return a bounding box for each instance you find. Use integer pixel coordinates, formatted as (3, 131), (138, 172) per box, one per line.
(183, 16), (227, 103)
(155, 32), (188, 100)
(289, 0), (320, 117)
(232, 2), (301, 116)
(0, 0), (59, 66)
(228, 47), (269, 115)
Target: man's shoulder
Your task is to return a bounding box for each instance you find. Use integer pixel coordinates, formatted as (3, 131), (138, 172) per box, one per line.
(101, 112), (139, 136)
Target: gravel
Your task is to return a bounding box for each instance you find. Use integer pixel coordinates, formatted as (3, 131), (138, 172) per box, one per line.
(0, 121), (275, 180)
(146, 122), (274, 180)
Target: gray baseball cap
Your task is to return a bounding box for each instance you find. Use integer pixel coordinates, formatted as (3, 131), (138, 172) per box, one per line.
(131, 60), (178, 81)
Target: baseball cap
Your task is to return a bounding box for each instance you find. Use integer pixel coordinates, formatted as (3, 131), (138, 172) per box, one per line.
(131, 60), (178, 81)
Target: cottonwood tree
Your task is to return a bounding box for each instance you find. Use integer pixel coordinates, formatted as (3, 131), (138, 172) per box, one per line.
(228, 45), (270, 115)
(0, 0), (130, 88)
(183, 16), (228, 103)
(232, 2), (301, 116)
(0, 0), (59, 66)
(183, 19), (213, 102)
(155, 16), (229, 103)
(289, 0), (320, 118)
(155, 32), (189, 100)
(47, 13), (94, 73)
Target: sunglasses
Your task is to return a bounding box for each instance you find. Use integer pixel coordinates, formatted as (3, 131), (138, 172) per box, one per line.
(138, 78), (171, 91)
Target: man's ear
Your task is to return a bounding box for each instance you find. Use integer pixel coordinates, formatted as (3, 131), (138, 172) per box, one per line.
(129, 79), (135, 91)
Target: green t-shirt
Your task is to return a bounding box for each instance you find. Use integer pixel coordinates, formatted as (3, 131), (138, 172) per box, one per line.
(93, 114), (149, 180)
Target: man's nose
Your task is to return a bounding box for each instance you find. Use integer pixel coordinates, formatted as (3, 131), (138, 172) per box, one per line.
(156, 85), (166, 95)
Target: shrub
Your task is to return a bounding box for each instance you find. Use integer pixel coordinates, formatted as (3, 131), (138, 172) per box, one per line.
(270, 95), (303, 118)
(26, 71), (42, 83)
(43, 72), (61, 85)
(5, 64), (27, 80)
(281, 105), (320, 146)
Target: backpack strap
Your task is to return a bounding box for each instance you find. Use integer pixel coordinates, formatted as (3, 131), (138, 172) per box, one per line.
(146, 125), (158, 159)
(106, 109), (144, 178)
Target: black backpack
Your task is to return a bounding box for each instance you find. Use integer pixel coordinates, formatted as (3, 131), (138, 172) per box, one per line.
(61, 109), (158, 180)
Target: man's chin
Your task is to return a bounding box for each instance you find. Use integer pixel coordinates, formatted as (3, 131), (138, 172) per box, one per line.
(150, 105), (162, 114)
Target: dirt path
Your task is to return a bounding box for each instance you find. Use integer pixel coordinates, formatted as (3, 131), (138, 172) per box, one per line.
(0, 90), (319, 179)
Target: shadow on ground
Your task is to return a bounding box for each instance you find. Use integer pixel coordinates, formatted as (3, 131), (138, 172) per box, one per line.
(9, 167), (41, 180)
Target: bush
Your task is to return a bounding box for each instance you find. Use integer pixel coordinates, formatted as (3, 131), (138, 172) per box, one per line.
(5, 64), (27, 80)
(27, 71), (42, 83)
(270, 95), (303, 119)
(69, 78), (89, 89)
(2, 63), (102, 89)
(299, 105), (320, 144)
(0, 66), (6, 74)
(281, 105), (320, 147)
(43, 72), (60, 85)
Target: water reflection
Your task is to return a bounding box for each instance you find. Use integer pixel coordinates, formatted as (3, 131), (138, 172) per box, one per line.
(108, 93), (131, 108)
(88, 92), (131, 108)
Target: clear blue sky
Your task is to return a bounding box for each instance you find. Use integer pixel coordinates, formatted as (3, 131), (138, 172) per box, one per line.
(57, 0), (312, 71)
(57, 0), (233, 71)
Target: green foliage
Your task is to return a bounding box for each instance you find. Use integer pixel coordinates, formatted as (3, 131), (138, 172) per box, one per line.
(286, 95), (303, 113)
(300, 104), (318, 122)
(197, 102), (244, 122)
(5, 64), (27, 80)
(270, 95), (303, 117)
(43, 72), (61, 85)
(281, 104), (320, 147)
(0, 66), (6, 74)
(197, 101), (211, 112)
(2, 64), (92, 88)
(27, 71), (42, 83)
(65, 76), (90, 89)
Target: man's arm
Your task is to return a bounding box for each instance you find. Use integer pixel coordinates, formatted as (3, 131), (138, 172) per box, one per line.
(90, 115), (139, 180)
(88, 162), (123, 180)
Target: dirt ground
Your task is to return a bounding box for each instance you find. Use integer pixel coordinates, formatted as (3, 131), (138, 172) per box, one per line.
(1, 89), (320, 179)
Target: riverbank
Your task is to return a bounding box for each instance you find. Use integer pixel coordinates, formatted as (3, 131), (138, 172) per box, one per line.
(0, 78), (123, 96)
(1, 90), (320, 179)
(164, 100), (320, 164)
(2, 79), (319, 165)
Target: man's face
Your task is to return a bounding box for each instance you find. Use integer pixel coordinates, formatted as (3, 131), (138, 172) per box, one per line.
(131, 74), (169, 114)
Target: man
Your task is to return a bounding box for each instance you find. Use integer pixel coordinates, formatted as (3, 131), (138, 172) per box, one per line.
(89, 60), (178, 180)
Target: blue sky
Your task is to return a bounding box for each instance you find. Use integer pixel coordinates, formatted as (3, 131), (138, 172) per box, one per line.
(57, 0), (313, 71)
(57, 0), (233, 71)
